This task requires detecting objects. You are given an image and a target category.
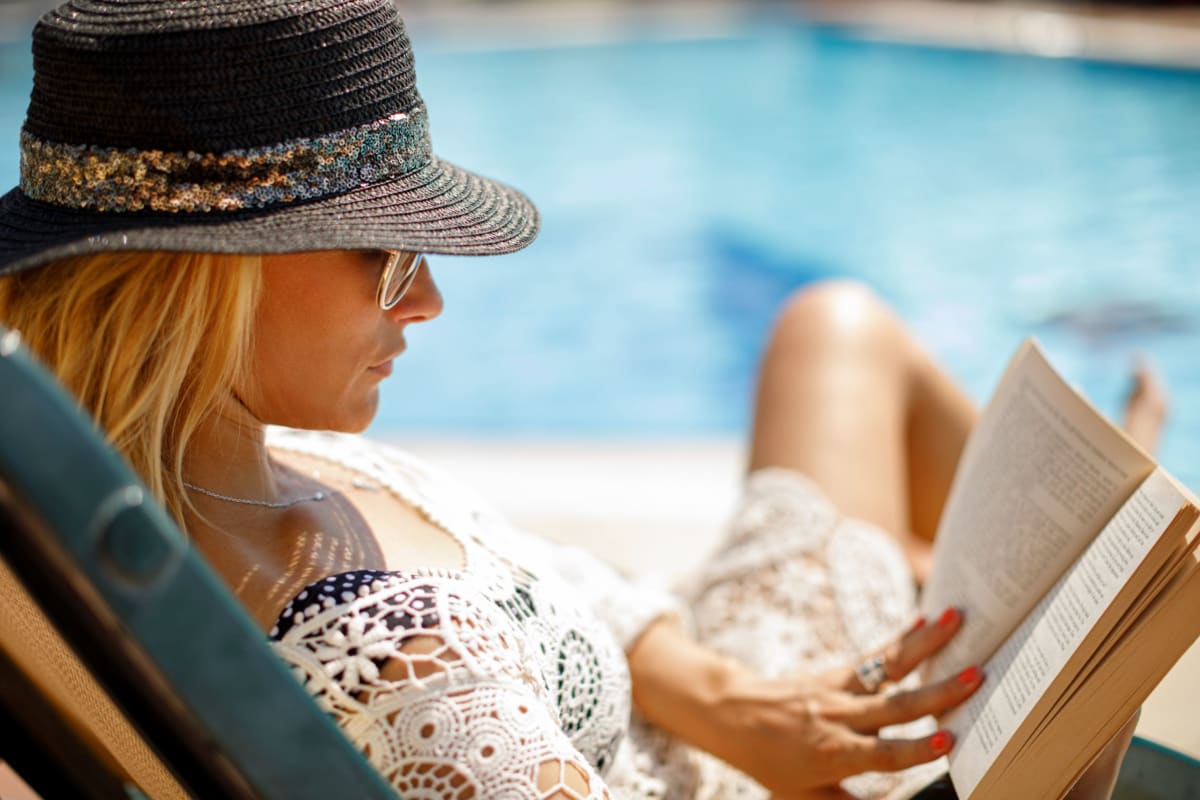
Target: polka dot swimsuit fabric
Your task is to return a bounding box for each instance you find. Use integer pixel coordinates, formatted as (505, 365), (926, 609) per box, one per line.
(271, 570), (438, 641)
(271, 567), (618, 799)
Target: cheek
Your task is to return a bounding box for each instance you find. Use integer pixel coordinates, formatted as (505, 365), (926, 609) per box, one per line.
(242, 302), (377, 429)
(245, 254), (388, 430)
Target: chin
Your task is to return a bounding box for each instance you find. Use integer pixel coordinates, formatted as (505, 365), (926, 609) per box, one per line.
(333, 393), (380, 433)
(318, 407), (377, 434)
(279, 394), (378, 434)
(298, 416), (374, 435)
(338, 417), (375, 434)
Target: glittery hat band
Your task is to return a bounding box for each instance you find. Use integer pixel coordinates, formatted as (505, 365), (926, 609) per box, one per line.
(19, 106), (432, 214)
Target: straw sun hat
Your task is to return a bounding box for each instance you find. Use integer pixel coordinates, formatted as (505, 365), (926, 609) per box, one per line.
(0, 0), (540, 276)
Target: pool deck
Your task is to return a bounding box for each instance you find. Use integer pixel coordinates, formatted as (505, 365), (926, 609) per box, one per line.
(402, 437), (1200, 760)
(403, 0), (1200, 70)
(799, 0), (1200, 69)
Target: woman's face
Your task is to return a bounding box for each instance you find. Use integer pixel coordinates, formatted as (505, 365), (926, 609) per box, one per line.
(241, 250), (443, 432)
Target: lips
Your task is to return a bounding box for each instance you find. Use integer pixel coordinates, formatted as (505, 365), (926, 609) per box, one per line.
(368, 360), (394, 377)
(369, 339), (405, 377)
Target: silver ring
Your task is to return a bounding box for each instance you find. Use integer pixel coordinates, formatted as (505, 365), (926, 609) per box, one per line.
(856, 655), (888, 693)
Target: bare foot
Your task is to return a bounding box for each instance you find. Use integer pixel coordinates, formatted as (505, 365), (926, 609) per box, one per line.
(1121, 359), (1168, 455)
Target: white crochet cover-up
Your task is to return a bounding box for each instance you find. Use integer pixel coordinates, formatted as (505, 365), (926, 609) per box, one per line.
(266, 429), (945, 800)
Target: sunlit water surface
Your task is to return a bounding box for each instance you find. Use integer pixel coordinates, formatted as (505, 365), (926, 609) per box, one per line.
(2, 19), (1199, 486)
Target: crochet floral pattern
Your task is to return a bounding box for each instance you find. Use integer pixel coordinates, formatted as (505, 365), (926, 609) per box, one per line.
(272, 567), (617, 798)
(263, 431), (938, 800)
(264, 429), (679, 798)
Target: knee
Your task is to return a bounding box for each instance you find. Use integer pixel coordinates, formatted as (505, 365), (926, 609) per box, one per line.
(770, 279), (897, 351)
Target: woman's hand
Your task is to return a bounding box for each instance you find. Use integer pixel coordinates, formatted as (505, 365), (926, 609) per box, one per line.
(628, 609), (983, 799)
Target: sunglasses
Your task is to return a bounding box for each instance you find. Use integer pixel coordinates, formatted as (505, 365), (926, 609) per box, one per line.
(377, 251), (426, 310)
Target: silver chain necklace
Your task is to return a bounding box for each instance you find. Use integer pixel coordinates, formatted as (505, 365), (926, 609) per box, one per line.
(182, 480), (333, 509)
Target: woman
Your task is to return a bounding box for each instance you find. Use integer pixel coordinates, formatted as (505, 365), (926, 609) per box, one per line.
(0, 2), (1155, 798)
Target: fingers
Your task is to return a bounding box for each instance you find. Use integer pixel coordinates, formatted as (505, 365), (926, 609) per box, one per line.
(840, 726), (957, 776)
(846, 607), (964, 693)
(884, 607), (964, 682)
(843, 663), (984, 732)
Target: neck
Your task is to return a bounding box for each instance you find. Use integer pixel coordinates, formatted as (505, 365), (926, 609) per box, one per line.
(183, 393), (280, 508)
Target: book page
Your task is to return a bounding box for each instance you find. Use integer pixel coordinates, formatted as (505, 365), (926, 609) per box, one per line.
(1035, 474), (1199, 729)
(1003, 541), (1200, 799)
(921, 341), (1155, 682)
(943, 469), (1186, 798)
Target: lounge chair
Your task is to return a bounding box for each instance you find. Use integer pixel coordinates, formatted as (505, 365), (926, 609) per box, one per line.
(0, 326), (394, 799)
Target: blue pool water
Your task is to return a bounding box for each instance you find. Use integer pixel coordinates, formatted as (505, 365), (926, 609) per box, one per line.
(2, 20), (1199, 485)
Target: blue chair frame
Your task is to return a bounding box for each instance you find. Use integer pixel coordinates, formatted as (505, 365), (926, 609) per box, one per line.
(0, 327), (394, 799)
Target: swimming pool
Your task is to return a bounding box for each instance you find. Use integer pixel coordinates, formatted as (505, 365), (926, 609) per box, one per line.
(2, 17), (1199, 485)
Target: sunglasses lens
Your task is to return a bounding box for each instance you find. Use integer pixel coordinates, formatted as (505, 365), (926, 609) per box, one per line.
(381, 252), (422, 309)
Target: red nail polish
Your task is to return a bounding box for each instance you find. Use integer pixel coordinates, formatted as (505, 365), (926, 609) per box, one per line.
(957, 665), (981, 685)
(931, 730), (953, 753)
(937, 607), (959, 628)
(910, 616), (927, 633)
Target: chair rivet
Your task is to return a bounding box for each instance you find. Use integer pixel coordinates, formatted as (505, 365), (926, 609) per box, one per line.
(0, 329), (21, 357)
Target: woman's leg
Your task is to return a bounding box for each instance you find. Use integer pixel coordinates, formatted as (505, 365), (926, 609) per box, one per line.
(747, 281), (1170, 571)
(747, 280), (976, 579)
(747, 280), (1166, 800)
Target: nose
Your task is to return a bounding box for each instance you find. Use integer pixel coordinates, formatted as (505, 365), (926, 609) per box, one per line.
(387, 258), (443, 323)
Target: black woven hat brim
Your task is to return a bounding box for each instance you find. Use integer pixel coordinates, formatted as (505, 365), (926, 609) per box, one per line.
(1, 0), (542, 275)
(0, 156), (540, 276)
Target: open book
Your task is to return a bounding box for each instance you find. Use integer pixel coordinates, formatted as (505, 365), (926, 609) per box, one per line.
(913, 340), (1200, 799)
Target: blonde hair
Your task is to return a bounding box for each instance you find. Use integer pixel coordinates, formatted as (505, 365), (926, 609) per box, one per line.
(0, 250), (262, 524)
